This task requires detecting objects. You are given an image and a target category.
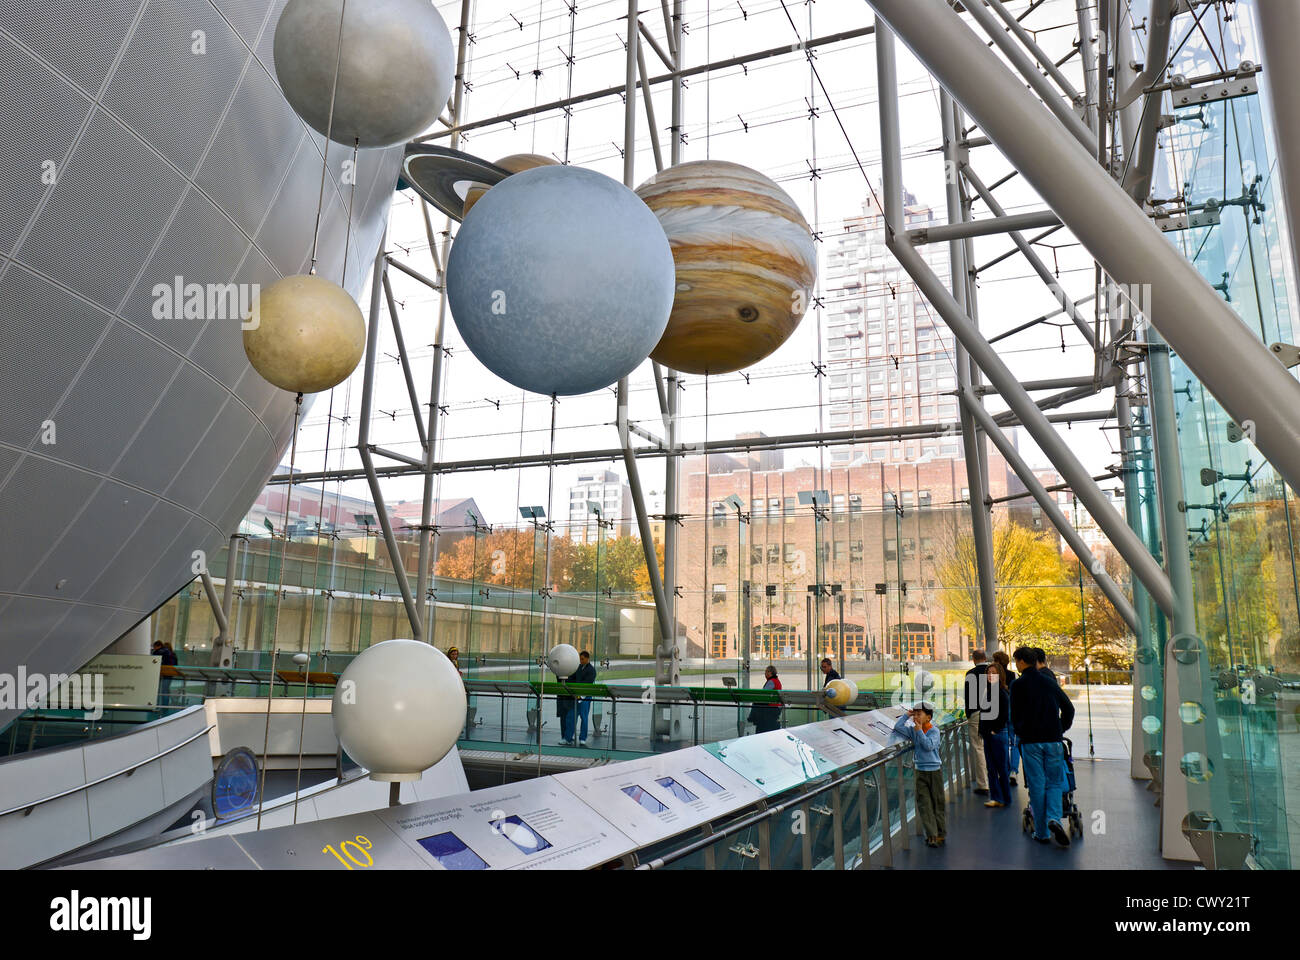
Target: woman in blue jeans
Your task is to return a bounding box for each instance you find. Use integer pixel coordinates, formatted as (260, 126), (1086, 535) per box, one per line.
(980, 661), (1012, 807)
(992, 651), (1019, 784)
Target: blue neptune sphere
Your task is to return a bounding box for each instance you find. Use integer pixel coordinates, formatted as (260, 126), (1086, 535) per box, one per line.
(446, 165), (676, 396)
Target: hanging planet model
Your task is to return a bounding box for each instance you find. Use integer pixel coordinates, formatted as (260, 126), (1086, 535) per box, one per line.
(823, 678), (859, 707)
(274, 0), (454, 147)
(446, 165), (675, 396)
(635, 160), (817, 375)
(243, 274), (366, 393)
(462, 154), (559, 217)
(332, 640), (467, 781)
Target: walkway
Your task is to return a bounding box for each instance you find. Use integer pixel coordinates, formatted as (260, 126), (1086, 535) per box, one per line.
(890, 686), (1190, 870)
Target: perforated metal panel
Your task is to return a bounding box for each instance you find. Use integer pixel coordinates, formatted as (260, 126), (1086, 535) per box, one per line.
(0, 264), (115, 447)
(0, 35), (94, 256)
(101, 1), (248, 177)
(0, 0), (400, 728)
(46, 320), (182, 475)
(13, 107), (189, 310)
(0, 0), (143, 94)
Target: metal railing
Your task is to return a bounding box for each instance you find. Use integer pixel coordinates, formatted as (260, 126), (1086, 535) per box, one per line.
(638, 718), (973, 870)
(0, 715), (214, 819)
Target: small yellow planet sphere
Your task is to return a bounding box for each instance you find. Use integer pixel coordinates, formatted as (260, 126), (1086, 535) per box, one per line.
(636, 160), (817, 375)
(243, 274), (366, 393)
(462, 153), (558, 218)
(824, 678), (859, 707)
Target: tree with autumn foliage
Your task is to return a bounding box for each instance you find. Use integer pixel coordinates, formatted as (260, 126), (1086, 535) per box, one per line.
(936, 516), (1077, 652)
(1063, 545), (1134, 670)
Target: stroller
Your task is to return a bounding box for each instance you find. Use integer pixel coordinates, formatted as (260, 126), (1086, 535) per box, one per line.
(1021, 737), (1083, 838)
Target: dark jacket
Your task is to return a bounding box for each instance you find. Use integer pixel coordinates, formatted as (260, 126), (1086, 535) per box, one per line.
(963, 663), (988, 715)
(979, 685), (1010, 738)
(1010, 667), (1075, 743)
(555, 660), (597, 715)
(822, 668), (842, 684)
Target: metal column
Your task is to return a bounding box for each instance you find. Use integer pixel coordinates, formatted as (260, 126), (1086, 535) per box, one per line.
(1255, 0), (1300, 298)
(941, 91), (999, 653)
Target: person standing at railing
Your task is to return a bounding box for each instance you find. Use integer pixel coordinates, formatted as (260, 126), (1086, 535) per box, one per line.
(980, 661), (1012, 809)
(991, 649), (1020, 786)
(152, 639), (178, 707)
(893, 703), (945, 847)
(1011, 646), (1075, 847)
(963, 650), (991, 797)
(748, 665), (783, 734)
(559, 650), (597, 746)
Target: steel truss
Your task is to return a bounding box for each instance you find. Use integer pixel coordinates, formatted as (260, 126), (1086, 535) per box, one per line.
(286, 0), (1298, 862)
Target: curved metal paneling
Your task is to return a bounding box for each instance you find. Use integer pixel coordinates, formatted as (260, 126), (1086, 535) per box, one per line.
(0, 0), (400, 725)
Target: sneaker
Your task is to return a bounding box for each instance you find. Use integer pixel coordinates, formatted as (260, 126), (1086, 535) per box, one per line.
(1033, 835), (1052, 844)
(973, 787), (989, 796)
(984, 800), (1005, 808)
(1049, 819), (1071, 847)
(579, 739), (588, 746)
(561, 738), (575, 746)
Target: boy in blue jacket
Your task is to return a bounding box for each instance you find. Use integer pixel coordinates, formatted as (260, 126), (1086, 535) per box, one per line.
(894, 703), (945, 846)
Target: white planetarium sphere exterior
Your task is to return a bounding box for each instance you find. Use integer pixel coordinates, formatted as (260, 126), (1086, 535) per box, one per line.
(273, 0), (455, 148)
(0, 0), (401, 729)
(333, 640), (467, 782)
(824, 678), (859, 707)
(446, 165), (676, 396)
(546, 643), (581, 677)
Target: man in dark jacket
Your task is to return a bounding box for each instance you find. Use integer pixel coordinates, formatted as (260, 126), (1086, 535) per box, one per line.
(558, 650), (598, 745)
(820, 659), (842, 684)
(1011, 646), (1075, 847)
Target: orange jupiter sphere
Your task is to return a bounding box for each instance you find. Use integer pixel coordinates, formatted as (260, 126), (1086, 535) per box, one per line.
(462, 153), (558, 217)
(635, 160), (817, 375)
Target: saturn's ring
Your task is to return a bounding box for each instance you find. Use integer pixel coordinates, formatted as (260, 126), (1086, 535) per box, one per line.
(402, 145), (513, 222)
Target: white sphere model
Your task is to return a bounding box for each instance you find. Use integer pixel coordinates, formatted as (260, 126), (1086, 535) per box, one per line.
(446, 165), (676, 396)
(274, 0), (455, 147)
(824, 678), (859, 707)
(546, 643), (580, 677)
(332, 639), (466, 781)
(243, 274), (366, 393)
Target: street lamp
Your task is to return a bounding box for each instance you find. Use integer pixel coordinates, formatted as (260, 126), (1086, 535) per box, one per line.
(1083, 654), (1095, 758)
(724, 495), (748, 686)
(588, 501), (612, 663)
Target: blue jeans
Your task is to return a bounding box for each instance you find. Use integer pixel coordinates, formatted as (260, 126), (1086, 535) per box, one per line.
(984, 729), (1011, 805)
(577, 699), (591, 741)
(1021, 741), (1066, 839)
(1007, 728), (1020, 775)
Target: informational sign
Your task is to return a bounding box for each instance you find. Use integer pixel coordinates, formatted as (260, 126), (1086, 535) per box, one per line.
(845, 707), (909, 748)
(48, 654), (161, 710)
(701, 729), (838, 796)
(785, 719), (887, 769)
(374, 778), (636, 871)
(553, 746), (766, 847)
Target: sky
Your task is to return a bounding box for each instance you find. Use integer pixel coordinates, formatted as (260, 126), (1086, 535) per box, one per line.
(276, 0), (1176, 532)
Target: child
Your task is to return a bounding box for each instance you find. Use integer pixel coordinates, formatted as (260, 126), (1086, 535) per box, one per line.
(893, 702), (946, 846)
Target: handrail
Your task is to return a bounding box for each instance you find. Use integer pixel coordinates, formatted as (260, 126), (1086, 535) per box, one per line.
(638, 719), (971, 869)
(0, 703), (206, 766)
(0, 723), (215, 818)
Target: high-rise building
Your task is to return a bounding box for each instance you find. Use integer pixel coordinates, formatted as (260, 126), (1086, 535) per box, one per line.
(566, 470), (633, 542)
(823, 192), (961, 466)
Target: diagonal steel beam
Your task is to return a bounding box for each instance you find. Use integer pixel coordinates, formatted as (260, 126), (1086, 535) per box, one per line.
(869, 0), (1300, 520)
(962, 390), (1139, 634)
(875, 14), (1176, 619)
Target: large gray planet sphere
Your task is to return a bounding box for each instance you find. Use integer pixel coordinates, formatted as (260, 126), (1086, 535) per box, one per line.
(446, 166), (676, 396)
(274, 0), (454, 147)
